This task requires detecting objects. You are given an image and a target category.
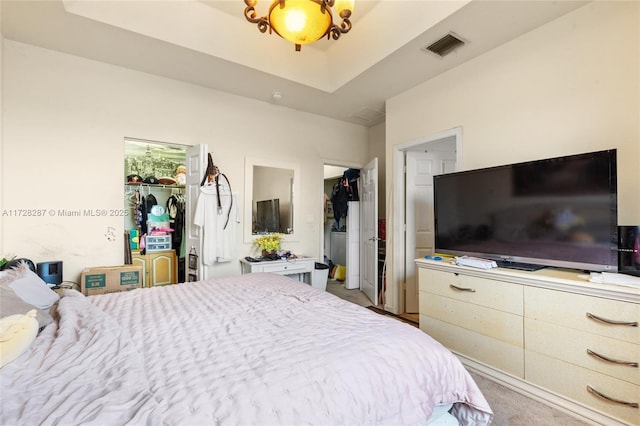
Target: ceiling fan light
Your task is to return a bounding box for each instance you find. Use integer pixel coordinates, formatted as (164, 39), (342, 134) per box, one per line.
(245, 0), (353, 50)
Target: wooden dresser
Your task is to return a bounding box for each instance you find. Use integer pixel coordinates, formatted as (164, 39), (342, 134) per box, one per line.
(416, 259), (639, 425)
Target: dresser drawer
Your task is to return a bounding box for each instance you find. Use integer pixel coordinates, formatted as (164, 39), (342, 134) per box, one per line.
(421, 315), (524, 377)
(526, 318), (640, 386)
(418, 268), (523, 315)
(420, 292), (523, 346)
(260, 262), (309, 274)
(525, 286), (640, 344)
(526, 351), (640, 425)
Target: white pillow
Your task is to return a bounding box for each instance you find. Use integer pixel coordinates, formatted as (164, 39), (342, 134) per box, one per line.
(0, 262), (59, 311)
(0, 310), (39, 368)
(0, 286), (53, 330)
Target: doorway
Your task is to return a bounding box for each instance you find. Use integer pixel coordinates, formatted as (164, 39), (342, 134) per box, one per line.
(322, 161), (367, 301)
(392, 128), (461, 315)
(124, 138), (206, 284)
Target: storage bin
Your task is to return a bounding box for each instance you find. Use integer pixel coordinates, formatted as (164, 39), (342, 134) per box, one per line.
(146, 235), (172, 252)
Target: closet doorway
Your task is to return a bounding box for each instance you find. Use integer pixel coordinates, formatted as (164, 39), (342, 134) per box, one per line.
(323, 163), (361, 291)
(322, 159), (378, 305)
(124, 138), (205, 284)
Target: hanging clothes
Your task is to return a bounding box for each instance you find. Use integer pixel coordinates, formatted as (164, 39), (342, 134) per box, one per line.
(330, 180), (349, 229)
(330, 168), (361, 230)
(146, 194), (158, 211)
(132, 189), (143, 233)
(167, 194), (186, 258)
(193, 179), (238, 265)
(343, 168), (360, 201)
(199, 153), (234, 228)
(140, 195), (148, 235)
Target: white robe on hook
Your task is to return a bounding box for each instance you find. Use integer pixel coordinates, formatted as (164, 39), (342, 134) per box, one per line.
(193, 179), (238, 265)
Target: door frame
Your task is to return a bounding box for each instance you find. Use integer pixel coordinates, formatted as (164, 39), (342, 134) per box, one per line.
(391, 127), (462, 313)
(124, 138), (203, 284)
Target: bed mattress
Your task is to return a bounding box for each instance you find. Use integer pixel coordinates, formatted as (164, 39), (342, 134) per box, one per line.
(1, 272), (492, 425)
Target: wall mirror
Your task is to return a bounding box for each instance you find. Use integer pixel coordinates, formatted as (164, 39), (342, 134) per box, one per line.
(244, 157), (300, 243)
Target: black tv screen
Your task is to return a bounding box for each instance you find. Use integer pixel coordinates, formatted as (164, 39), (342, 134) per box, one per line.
(255, 199), (281, 233)
(433, 149), (618, 272)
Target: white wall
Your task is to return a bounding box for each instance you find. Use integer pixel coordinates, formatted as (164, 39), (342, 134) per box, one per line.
(0, 40), (369, 281)
(384, 2), (640, 312)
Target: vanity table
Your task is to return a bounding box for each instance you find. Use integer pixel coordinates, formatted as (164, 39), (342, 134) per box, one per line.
(239, 257), (316, 283)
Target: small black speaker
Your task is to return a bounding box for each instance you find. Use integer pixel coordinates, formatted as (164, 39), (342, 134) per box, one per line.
(618, 226), (640, 277)
(36, 261), (63, 285)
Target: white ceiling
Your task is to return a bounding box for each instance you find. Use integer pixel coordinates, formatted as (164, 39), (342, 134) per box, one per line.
(1, 0), (588, 127)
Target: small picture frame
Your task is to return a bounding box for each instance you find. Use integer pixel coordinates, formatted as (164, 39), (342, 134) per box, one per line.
(188, 253), (198, 270)
(188, 273), (198, 282)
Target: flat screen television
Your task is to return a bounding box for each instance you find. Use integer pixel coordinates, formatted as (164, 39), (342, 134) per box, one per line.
(433, 149), (618, 272)
(255, 199), (281, 233)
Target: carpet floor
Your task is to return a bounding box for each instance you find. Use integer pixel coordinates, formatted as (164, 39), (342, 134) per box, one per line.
(325, 279), (589, 426)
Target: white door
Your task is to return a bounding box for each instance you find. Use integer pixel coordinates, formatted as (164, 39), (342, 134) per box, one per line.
(360, 158), (378, 305)
(185, 144), (206, 281)
(345, 201), (360, 289)
(404, 147), (456, 313)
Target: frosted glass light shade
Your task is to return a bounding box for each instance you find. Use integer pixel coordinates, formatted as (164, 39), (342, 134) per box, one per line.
(269, 0), (333, 46)
(334, 0), (353, 16)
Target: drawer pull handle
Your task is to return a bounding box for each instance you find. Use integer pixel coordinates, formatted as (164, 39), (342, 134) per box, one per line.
(586, 312), (638, 327)
(587, 349), (639, 368)
(586, 385), (639, 408)
(449, 284), (475, 293)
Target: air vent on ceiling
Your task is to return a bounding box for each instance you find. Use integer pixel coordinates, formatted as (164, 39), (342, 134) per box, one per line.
(424, 32), (466, 57)
(350, 107), (385, 123)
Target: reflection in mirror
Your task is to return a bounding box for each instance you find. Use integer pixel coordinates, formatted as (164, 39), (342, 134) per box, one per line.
(252, 165), (294, 234)
(244, 158), (299, 243)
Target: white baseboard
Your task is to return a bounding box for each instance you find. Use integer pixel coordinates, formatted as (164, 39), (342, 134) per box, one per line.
(455, 352), (631, 426)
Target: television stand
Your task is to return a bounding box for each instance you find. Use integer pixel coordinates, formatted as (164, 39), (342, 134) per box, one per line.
(495, 260), (546, 271)
(416, 259), (639, 426)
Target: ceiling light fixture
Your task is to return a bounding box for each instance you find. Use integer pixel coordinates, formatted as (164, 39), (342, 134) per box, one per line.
(244, 0), (354, 52)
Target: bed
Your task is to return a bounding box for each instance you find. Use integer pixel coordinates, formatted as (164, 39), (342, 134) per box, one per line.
(1, 270), (493, 425)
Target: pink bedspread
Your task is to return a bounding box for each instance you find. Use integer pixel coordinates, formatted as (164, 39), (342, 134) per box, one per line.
(1, 273), (492, 425)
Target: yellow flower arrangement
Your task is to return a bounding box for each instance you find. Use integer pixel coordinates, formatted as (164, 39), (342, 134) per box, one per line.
(254, 233), (282, 253)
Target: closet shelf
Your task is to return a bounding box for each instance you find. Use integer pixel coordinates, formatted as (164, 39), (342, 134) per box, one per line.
(125, 183), (185, 190)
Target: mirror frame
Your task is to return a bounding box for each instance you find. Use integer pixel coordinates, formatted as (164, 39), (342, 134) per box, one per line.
(244, 157), (300, 243)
